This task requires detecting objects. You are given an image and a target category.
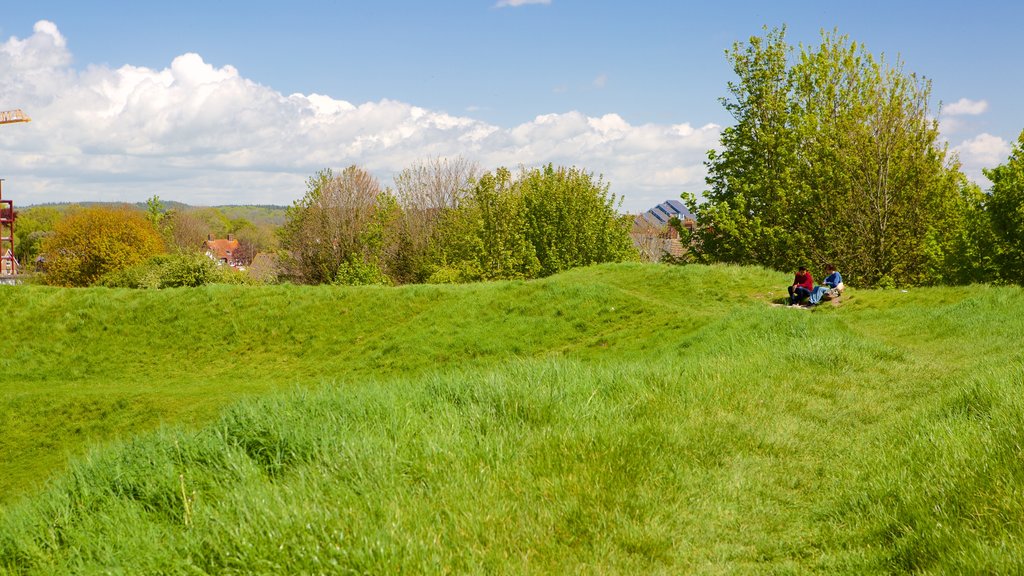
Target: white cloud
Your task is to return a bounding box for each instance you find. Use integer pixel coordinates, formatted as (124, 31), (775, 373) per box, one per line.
(592, 73), (608, 89)
(953, 133), (1012, 186)
(938, 116), (966, 135)
(0, 21), (713, 212)
(494, 0), (551, 7)
(942, 98), (988, 117)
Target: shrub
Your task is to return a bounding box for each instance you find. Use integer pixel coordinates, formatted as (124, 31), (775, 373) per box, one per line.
(98, 252), (245, 289)
(428, 165), (636, 282)
(333, 257), (393, 286)
(42, 207), (165, 286)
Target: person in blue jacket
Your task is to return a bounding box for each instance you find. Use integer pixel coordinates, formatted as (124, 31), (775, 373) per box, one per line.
(808, 264), (843, 305)
(822, 264), (843, 289)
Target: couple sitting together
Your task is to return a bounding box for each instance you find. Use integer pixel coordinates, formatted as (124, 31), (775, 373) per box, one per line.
(788, 264), (844, 306)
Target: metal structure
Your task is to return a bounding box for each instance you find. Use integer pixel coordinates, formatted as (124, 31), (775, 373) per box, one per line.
(0, 180), (15, 276)
(0, 109), (31, 125)
(0, 108), (31, 279)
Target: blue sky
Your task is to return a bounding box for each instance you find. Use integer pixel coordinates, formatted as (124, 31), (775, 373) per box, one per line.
(1, 0), (1021, 211)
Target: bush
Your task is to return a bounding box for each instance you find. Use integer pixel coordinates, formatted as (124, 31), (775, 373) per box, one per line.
(42, 207), (165, 286)
(428, 165), (636, 282)
(333, 257), (393, 286)
(98, 252), (246, 289)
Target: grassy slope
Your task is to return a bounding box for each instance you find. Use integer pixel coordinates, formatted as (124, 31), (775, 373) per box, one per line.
(1, 264), (1023, 574)
(0, 264), (740, 501)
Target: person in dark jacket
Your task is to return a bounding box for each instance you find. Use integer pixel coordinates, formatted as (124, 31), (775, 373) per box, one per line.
(788, 266), (814, 305)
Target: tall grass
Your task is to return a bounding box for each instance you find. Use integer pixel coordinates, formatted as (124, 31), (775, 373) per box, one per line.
(0, 263), (769, 502)
(1, 264), (1023, 573)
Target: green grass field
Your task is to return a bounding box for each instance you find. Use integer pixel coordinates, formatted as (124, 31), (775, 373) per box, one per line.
(1, 263), (1023, 574)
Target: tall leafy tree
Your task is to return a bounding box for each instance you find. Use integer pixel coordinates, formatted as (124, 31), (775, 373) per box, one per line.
(698, 27), (802, 271)
(520, 165), (635, 277)
(984, 130), (1024, 283)
(429, 167), (539, 282)
(694, 27), (975, 287)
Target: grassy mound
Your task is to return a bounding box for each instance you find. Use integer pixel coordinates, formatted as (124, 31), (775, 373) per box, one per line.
(2, 264), (1023, 573)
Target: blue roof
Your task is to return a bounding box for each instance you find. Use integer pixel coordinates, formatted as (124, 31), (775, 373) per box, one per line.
(640, 199), (694, 225)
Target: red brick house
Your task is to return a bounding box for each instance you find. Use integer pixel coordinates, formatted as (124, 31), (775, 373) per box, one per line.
(204, 234), (241, 267)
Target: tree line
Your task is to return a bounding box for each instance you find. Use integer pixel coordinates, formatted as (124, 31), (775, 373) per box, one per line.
(18, 160), (637, 287)
(14, 202), (284, 287)
(277, 160), (636, 285)
(684, 26), (1024, 287)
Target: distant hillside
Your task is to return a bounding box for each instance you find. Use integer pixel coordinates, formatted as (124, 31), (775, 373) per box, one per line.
(211, 204), (288, 226)
(2, 263), (1023, 573)
(21, 201), (289, 226)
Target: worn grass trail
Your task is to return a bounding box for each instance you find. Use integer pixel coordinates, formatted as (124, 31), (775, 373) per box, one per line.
(2, 264), (1023, 573)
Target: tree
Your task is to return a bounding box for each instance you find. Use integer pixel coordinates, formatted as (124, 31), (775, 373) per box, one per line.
(430, 167), (539, 282)
(145, 195), (168, 230)
(166, 210), (211, 252)
(42, 206), (166, 286)
(429, 164), (636, 282)
(693, 27), (975, 287)
(14, 206), (61, 267)
(697, 27), (802, 271)
(279, 166), (398, 285)
(984, 130), (1024, 283)
(392, 156), (478, 283)
(187, 207), (232, 239)
(519, 164), (635, 276)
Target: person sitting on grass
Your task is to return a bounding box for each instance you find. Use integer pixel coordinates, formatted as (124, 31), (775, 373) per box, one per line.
(822, 263), (843, 291)
(788, 266), (814, 305)
(808, 263), (844, 306)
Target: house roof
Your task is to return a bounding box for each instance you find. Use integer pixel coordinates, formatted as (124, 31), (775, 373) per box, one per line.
(205, 238), (240, 261)
(639, 199), (695, 226)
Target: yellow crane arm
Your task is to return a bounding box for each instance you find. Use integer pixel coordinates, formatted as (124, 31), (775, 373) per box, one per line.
(0, 109), (31, 125)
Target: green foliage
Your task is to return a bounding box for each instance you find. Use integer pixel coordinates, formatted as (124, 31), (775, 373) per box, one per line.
(926, 179), (999, 285)
(3, 265), (1024, 572)
(391, 156), (478, 284)
(41, 206), (166, 286)
(12, 206), (61, 266)
(332, 256), (393, 286)
(520, 165), (637, 275)
(430, 167), (539, 281)
(145, 195), (168, 229)
(279, 166), (398, 285)
(98, 252), (247, 289)
(695, 27), (975, 287)
(697, 27), (802, 270)
(430, 165), (636, 281)
(983, 130), (1024, 283)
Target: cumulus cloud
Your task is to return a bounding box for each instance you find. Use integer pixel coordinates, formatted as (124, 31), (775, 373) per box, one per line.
(494, 0), (551, 7)
(942, 98), (988, 116)
(0, 21), (714, 212)
(938, 98), (990, 136)
(952, 133), (1012, 185)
